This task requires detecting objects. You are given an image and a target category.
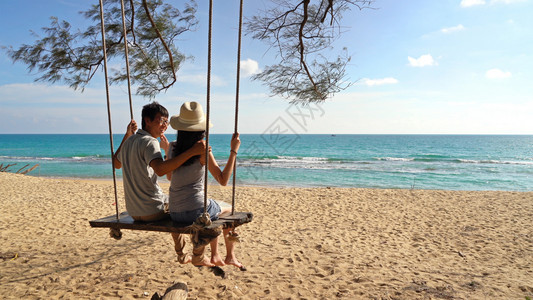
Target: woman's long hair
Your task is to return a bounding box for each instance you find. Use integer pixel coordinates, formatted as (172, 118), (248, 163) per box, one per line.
(173, 130), (206, 166)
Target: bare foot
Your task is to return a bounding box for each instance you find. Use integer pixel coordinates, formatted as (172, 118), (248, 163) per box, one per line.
(211, 254), (226, 267)
(192, 255), (215, 267)
(225, 257), (246, 271)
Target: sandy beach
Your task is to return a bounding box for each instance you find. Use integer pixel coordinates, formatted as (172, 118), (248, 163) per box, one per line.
(1, 172), (532, 299)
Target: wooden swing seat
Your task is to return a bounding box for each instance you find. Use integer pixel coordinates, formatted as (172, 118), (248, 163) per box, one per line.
(89, 211), (253, 234)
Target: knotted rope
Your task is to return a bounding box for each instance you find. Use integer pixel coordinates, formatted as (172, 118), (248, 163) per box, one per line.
(190, 212), (220, 248)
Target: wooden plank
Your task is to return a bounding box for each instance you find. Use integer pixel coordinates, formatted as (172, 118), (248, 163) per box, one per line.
(89, 211), (253, 234)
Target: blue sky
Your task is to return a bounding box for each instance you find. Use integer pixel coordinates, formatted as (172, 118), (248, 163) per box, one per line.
(0, 0), (532, 134)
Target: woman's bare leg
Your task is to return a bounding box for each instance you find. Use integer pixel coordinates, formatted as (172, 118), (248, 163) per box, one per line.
(223, 227), (245, 270)
(217, 205), (245, 269)
(219, 205), (232, 217)
(209, 237), (225, 266)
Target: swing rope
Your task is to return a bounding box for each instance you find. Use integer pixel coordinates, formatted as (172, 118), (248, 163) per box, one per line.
(202, 0), (214, 217)
(119, 0), (135, 120)
(231, 0), (244, 215)
(90, 0), (253, 238)
(98, 0), (243, 224)
(98, 0), (120, 221)
(98, 0), (134, 225)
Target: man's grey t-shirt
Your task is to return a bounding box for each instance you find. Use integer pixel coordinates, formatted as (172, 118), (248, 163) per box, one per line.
(117, 129), (166, 216)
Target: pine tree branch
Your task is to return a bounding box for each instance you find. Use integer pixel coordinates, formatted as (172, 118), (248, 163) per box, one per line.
(141, 0), (176, 90)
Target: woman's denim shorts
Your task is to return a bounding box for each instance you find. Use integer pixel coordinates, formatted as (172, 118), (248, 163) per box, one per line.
(170, 199), (221, 224)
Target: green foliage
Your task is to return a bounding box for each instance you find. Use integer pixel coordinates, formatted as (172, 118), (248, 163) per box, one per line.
(252, 49), (352, 103)
(5, 0), (197, 98)
(5, 0), (371, 103)
(246, 0), (372, 103)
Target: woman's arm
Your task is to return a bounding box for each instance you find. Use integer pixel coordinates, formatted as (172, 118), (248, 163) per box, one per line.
(207, 133), (241, 186)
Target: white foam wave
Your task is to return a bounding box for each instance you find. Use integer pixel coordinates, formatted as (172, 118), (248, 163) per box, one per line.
(277, 156), (329, 163)
(375, 157), (414, 162)
(238, 155), (342, 170)
(0, 155), (109, 163)
(458, 159), (533, 165)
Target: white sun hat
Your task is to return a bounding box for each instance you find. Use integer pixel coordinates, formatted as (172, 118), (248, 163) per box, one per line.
(170, 101), (213, 132)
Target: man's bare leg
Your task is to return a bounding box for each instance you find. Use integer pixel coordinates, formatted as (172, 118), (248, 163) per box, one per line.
(209, 237), (225, 266)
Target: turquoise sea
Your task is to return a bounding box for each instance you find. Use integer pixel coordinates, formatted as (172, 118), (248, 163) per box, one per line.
(1, 134), (532, 191)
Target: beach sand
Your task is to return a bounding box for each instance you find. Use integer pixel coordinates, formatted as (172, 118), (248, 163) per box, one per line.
(1, 172), (532, 299)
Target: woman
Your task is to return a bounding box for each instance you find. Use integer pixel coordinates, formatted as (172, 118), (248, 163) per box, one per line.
(166, 101), (243, 269)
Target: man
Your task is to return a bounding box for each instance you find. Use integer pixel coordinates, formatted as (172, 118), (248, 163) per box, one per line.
(113, 102), (205, 264)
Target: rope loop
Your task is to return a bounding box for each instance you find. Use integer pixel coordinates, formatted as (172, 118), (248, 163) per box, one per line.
(227, 230), (240, 243)
(109, 228), (123, 240)
(195, 212), (212, 227)
(189, 212), (214, 248)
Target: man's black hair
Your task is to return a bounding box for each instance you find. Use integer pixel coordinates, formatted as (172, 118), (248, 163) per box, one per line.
(141, 102), (169, 130)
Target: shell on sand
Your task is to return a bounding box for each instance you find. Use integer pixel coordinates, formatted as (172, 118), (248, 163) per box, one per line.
(152, 282), (188, 300)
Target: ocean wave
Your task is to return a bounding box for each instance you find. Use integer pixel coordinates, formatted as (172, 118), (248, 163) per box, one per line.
(0, 155), (110, 163)
(237, 155), (347, 170)
(374, 157), (414, 162)
(371, 156), (533, 166)
(457, 159), (533, 165)
(277, 156), (330, 162)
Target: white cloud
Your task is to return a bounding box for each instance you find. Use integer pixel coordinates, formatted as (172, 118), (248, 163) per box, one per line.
(491, 0), (526, 4)
(485, 68), (512, 79)
(362, 77), (399, 86)
(460, 0), (486, 7)
(462, 0), (525, 6)
(240, 58), (260, 77)
(441, 24), (465, 34)
(408, 54), (438, 67)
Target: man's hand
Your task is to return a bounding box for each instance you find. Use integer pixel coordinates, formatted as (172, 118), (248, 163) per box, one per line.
(190, 140), (207, 156)
(126, 120), (137, 137)
(160, 133), (170, 154)
(114, 119), (138, 170)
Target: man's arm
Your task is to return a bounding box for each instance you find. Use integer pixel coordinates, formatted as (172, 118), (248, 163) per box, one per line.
(113, 120), (137, 169)
(150, 140), (206, 176)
